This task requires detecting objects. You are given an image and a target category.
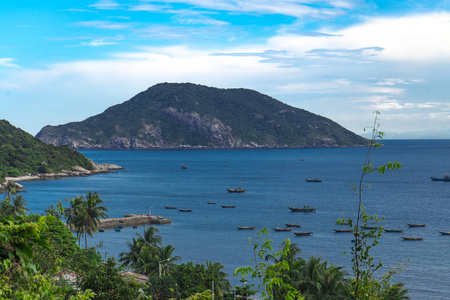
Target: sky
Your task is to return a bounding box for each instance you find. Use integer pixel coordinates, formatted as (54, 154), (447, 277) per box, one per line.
(1, 0), (450, 138)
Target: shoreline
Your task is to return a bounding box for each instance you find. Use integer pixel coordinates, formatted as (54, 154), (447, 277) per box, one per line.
(99, 214), (171, 230)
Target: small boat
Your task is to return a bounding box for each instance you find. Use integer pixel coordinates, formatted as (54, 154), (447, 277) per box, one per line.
(99, 229), (104, 232)
(300, 159), (306, 161)
(206, 202), (216, 204)
(114, 227), (122, 232)
(384, 229), (404, 233)
(274, 228), (292, 232)
(237, 226), (255, 230)
(294, 232), (312, 236)
(116, 225), (123, 229)
(430, 175), (450, 181)
(164, 206), (178, 209)
(285, 223), (302, 228)
(407, 223), (427, 227)
(305, 178), (322, 182)
(178, 208), (193, 212)
(361, 226), (378, 230)
(181, 164), (187, 169)
(221, 205), (236, 208)
(439, 231), (450, 235)
(402, 236), (424, 241)
(132, 225), (138, 228)
(226, 188), (246, 193)
(288, 206), (316, 212)
(334, 229), (352, 233)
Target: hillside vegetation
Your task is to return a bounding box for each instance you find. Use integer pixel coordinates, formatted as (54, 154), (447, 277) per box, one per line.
(0, 120), (93, 181)
(36, 83), (368, 149)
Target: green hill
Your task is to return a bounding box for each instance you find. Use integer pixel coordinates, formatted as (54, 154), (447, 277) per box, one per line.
(0, 120), (93, 181)
(36, 83), (368, 149)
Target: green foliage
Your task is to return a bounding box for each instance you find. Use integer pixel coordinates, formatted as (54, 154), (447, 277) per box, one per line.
(235, 228), (304, 300)
(171, 262), (212, 299)
(78, 258), (142, 300)
(0, 119), (93, 180)
(147, 275), (180, 300)
(36, 83), (369, 149)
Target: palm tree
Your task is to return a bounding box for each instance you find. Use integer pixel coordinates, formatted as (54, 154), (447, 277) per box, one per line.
(64, 196), (85, 246)
(1, 180), (25, 201)
(156, 244), (181, 276)
(206, 261), (231, 297)
(136, 226), (162, 247)
(383, 283), (409, 300)
(11, 194), (29, 216)
(80, 191), (108, 249)
(119, 236), (143, 267)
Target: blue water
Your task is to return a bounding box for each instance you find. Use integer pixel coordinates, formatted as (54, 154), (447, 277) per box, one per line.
(21, 140), (450, 299)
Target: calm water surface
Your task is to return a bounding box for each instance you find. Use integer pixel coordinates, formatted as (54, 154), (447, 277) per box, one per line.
(22, 140), (450, 299)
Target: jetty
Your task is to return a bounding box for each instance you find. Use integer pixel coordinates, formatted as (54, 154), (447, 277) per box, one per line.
(99, 214), (171, 230)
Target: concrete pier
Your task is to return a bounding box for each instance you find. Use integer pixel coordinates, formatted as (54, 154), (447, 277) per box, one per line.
(99, 214), (171, 230)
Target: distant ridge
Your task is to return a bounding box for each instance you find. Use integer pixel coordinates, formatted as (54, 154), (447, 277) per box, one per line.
(36, 83), (368, 149)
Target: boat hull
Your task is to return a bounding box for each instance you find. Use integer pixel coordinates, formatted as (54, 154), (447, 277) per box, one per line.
(407, 223), (427, 227)
(237, 226), (255, 230)
(402, 237), (423, 240)
(288, 207), (316, 212)
(294, 232), (312, 236)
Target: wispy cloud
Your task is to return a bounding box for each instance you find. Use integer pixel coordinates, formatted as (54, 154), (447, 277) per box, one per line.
(0, 58), (19, 68)
(75, 21), (130, 30)
(89, 0), (120, 10)
(80, 39), (118, 47)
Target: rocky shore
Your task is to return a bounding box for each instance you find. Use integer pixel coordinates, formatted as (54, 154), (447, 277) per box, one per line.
(3, 160), (124, 185)
(99, 214), (171, 230)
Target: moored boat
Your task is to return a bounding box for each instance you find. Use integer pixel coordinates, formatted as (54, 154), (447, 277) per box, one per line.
(274, 228), (292, 232)
(178, 208), (193, 212)
(294, 232), (312, 236)
(181, 163), (187, 169)
(226, 188), (246, 193)
(206, 202), (216, 204)
(164, 206), (178, 209)
(237, 226), (255, 230)
(288, 206), (316, 212)
(361, 226), (378, 230)
(407, 223), (427, 227)
(439, 231), (450, 235)
(402, 236), (424, 240)
(305, 178), (322, 182)
(221, 205), (236, 208)
(384, 229), (404, 233)
(430, 175), (450, 181)
(285, 223), (302, 228)
(114, 227), (122, 232)
(334, 229), (352, 233)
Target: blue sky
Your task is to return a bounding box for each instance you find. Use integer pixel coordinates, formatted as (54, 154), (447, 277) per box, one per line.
(2, 0), (450, 138)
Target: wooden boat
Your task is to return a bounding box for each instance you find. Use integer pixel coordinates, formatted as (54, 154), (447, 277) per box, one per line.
(99, 229), (104, 232)
(178, 208), (193, 212)
(305, 178), (322, 182)
(221, 205), (236, 208)
(132, 225), (138, 228)
(430, 175), (450, 181)
(181, 164), (187, 169)
(384, 229), (404, 233)
(334, 229), (352, 233)
(237, 226), (255, 230)
(361, 226), (378, 230)
(288, 206), (316, 212)
(114, 227), (122, 232)
(402, 236), (424, 241)
(439, 231), (450, 235)
(294, 232), (312, 236)
(206, 202), (216, 204)
(274, 228), (292, 232)
(300, 158), (306, 161)
(285, 223), (302, 228)
(164, 206), (178, 209)
(407, 223), (427, 227)
(226, 188), (246, 193)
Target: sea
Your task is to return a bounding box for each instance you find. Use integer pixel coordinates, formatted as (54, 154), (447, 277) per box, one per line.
(21, 140), (450, 299)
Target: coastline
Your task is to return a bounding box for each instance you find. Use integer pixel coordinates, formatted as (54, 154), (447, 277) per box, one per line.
(3, 160), (124, 187)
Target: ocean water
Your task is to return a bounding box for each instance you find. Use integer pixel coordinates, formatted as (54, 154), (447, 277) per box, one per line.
(21, 140), (450, 299)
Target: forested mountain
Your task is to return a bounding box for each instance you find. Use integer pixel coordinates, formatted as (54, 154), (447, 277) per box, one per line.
(36, 83), (368, 149)
(0, 120), (93, 181)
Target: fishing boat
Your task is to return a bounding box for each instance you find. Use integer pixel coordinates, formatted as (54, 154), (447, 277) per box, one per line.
(114, 227), (122, 232)
(285, 223), (302, 228)
(305, 178), (322, 182)
(407, 223), (427, 227)
(221, 205), (236, 208)
(226, 188), (246, 193)
(237, 226), (255, 230)
(361, 226), (378, 230)
(164, 206), (178, 209)
(99, 229), (104, 232)
(206, 202), (216, 204)
(274, 228), (292, 232)
(288, 206), (316, 212)
(439, 231), (450, 235)
(294, 232), (312, 236)
(334, 229), (352, 233)
(384, 229), (404, 233)
(430, 175), (450, 181)
(300, 158), (306, 161)
(181, 163), (187, 169)
(132, 225), (138, 228)
(178, 208), (193, 212)
(402, 236), (424, 241)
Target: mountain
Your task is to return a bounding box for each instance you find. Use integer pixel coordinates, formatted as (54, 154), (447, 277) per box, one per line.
(36, 83), (368, 149)
(0, 120), (94, 181)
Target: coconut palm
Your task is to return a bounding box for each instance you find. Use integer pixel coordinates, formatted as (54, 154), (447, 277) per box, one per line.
(80, 191), (108, 249)
(64, 196), (85, 246)
(382, 283), (410, 300)
(119, 236), (143, 267)
(1, 180), (25, 201)
(136, 226), (162, 247)
(11, 194), (29, 216)
(206, 261), (231, 297)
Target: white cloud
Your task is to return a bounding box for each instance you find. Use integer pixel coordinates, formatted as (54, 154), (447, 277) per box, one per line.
(80, 39), (117, 47)
(89, 0), (120, 10)
(0, 58), (19, 68)
(75, 21), (129, 30)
